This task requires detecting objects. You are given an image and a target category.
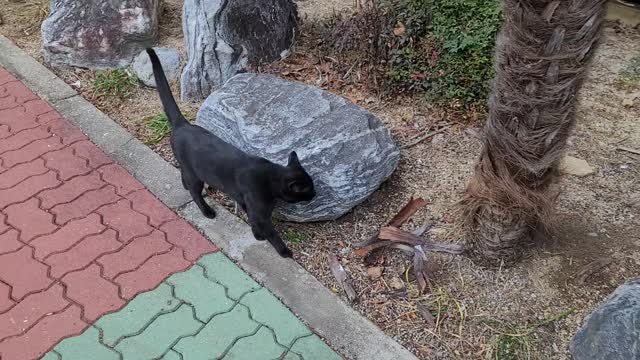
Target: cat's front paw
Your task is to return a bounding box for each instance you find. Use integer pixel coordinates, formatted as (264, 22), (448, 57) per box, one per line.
(277, 247), (293, 258)
(202, 207), (216, 219)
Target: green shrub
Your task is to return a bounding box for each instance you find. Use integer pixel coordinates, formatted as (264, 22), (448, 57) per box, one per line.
(615, 53), (640, 90)
(390, 0), (503, 106)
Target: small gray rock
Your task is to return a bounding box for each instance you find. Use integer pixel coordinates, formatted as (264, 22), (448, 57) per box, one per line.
(181, 0), (298, 101)
(132, 48), (181, 87)
(196, 74), (400, 222)
(571, 277), (640, 360)
(42, 0), (160, 69)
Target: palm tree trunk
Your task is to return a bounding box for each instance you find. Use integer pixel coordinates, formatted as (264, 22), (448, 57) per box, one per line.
(459, 0), (607, 265)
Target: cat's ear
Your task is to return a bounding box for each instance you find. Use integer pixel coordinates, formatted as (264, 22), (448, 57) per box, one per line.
(287, 151), (301, 168)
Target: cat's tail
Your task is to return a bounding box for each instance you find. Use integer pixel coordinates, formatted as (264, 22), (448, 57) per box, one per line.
(147, 48), (187, 128)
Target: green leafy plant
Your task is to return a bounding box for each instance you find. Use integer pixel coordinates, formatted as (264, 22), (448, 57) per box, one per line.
(615, 53), (640, 90)
(389, 0), (503, 106)
(93, 69), (137, 99)
(284, 228), (305, 244)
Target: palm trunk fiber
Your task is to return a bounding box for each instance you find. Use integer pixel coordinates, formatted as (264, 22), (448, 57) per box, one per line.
(459, 0), (607, 265)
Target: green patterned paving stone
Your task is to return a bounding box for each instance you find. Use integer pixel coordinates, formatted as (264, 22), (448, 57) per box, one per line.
(222, 327), (286, 359)
(96, 283), (180, 347)
(197, 252), (260, 300)
(167, 265), (234, 322)
(41, 351), (62, 360)
(54, 326), (120, 360)
(115, 304), (202, 360)
(161, 349), (183, 360)
(174, 304), (260, 360)
(240, 288), (312, 346)
(282, 351), (303, 360)
(290, 335), (343, 360)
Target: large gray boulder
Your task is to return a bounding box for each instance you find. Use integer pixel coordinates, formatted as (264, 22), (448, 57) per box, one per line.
(181, 0), (298, 101)
(132, 48), (182, 87)
(42, 0), (160, 69)
(196, 74), (400, 222)
(571, 277), (640, 360)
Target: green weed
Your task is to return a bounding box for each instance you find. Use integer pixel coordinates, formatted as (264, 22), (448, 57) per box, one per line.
(284, 228), (305, 244)
(93, 69), (137, 99)
(143, 113), (171, 145)
(483, 309), (574, 360)
(616, 54), (640, 90)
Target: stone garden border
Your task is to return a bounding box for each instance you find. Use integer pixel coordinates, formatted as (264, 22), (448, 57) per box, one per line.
(0, 35), (418, 360)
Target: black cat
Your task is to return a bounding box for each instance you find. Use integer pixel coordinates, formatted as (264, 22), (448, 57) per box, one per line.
(147, 48), (315, 258)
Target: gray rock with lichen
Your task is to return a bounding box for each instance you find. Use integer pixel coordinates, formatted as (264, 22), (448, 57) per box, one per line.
(196, 73), (400, 222)
(132, 48), (181, 87)
(42, 0), (160, 69)
(571, 277), (640, 360)
(180, 0), (297, 101)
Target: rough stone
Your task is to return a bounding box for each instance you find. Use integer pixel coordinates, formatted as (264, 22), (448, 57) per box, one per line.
(42, 0), (161, 69)
(196, 74), (400, 222)
(181, 0), (298, 100)
(559, 155), (595, 177)
(132, 48), (181, 87)
(571, 277), (640, 360)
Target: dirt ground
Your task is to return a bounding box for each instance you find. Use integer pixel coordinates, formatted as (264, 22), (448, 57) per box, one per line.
(1, 1), (639, 359)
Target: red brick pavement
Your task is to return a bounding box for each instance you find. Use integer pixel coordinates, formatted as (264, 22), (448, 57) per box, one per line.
(0, 67), (218, 360)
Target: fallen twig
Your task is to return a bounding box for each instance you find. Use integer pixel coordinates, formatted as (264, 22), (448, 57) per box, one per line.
(616, 146), (640, 156)
(353, 197), (427, 248)
(329, 255), (357, 302)
(416, 302), (436, 327)
(575, 258), (612, 284)
(400, 126), (452, 149)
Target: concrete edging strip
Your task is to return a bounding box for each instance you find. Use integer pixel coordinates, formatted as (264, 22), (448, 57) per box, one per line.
(0, 35), (418, 360)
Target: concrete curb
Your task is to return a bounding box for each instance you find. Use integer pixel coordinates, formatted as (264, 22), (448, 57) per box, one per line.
(0, 35), (419, 360)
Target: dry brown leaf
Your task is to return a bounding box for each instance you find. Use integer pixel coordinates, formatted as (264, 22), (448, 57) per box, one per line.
(367, 266), (384, 279)
(329, 255), (357, 302)
(393, 22), (406, 36)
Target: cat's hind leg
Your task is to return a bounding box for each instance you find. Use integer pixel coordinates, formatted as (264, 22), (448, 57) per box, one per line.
(183, 170), (216, 219)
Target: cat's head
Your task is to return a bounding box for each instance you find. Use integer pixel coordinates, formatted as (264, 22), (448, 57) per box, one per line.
(280, 151), (316, 203)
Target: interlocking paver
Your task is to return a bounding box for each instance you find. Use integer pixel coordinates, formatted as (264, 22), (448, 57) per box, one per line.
(0, 304), (86, 360)
(50, 186), (120, 225)
(115, 247), (191, 299)
(31, 213), (105, 259)
(283, 351), (303, 360)
(166, 265), (234, 322)
(0, 158), (48, 189)
(161, 219), (218, 261)
(125, 189), (178, 227)
(2, 81), (40, 104)
(115, 304), (202, 360)
(42, 147), (92, 181)
(96, 283), (180, 347)
(98, 229), (171, 279)
(0, 230), (22, 255)
(0, 69), (342, 360)
(46, 117), (88, 145)
(5, 198), (57, 242)
(38, 172), (105, 209)
(289, 335), (343, 360)
(198, 252), (261, 300)
(0, 284), (68, 341)
(61, 264), (125, 322)
(0, 171), (60, 209)
(0, 107), (39, 133)
(55, 326), (120, 360)
(0, 246), (53, 301)
(174, 304), (260, 360)
(0, 136), (64, 168)
(97, 164), (145, 196)
(240, 288), (312, 346)
(161, 349), (183, 360)
(70, 141), (112, 169)
(46, 229), (121, 279)
(0, 281), (15, 313)
(97, 199), (153, 243)
(0, 126), (51, 154)
(222, 326), (287, 360)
